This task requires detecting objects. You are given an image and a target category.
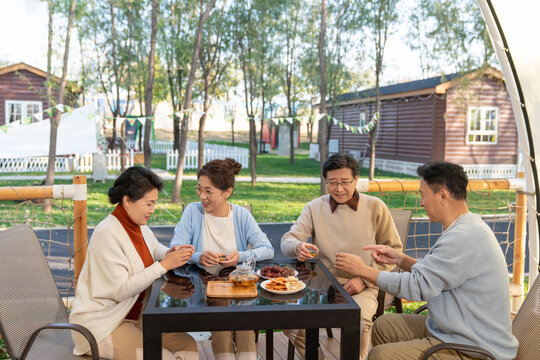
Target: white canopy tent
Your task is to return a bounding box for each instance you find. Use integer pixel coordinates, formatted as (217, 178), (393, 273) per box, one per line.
(0, 105), (99, 158)
(478, 0), (540, 281)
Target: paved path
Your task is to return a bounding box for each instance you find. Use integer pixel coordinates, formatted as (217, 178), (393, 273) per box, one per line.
(0, 168), (322, 184)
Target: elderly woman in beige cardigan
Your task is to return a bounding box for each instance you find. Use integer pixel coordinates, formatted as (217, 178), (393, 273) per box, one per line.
(70, 167), (198, 360)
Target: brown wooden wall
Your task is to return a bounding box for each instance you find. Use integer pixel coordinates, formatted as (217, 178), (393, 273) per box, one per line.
(329, 77), (518, 165)
(444, 78), (518, 164)
(329, 95), (440, 163)
(0, 70), (50, 125)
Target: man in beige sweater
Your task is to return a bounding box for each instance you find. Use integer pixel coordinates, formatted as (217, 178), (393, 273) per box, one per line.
(281, 153), (402, 359)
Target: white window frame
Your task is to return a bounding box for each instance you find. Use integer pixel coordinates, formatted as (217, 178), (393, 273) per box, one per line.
(466, 106), (498, 145)
(359, 111), (366, 127)
(5, 100), (43, 125)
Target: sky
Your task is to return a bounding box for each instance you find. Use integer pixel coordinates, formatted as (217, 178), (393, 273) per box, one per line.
(0, 0), (426, 87)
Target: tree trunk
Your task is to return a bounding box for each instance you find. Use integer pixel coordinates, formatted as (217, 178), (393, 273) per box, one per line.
(289, 120), (295, 164)
(259, 99), (265, 153)
(44, 0), (76, 213)
(172, 0), (216, 203)
(231, 117), (235, 146)
(249, 117), (257, 186)
(109, 0), (120, 151)
(144, 0), (159, 169)
(197, 79), (210, 169)
(120, 121), (126, 171)
(369, 2), (385, 181)
(173, 115), (180, 151)
(46, 3), (53, 111)
(318, 0), (328, 195)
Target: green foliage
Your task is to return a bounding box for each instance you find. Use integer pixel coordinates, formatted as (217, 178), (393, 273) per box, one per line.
(408, 0), (495, 74)
(0, 337), (8, 359)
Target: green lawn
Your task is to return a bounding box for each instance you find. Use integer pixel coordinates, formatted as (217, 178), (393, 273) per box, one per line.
(0, 178), (321, 227)
(0, 148), (514, 226)
(154, 151), (416, 179)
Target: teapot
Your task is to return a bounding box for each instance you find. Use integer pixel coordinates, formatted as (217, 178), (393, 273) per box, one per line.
(229, 255), (258, 287)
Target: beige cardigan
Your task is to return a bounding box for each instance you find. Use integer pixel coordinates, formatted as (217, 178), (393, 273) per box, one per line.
(69, 214), (168, 355)
(281, 193), (402, 282)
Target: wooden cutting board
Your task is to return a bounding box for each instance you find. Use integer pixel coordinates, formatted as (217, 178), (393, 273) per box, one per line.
(207, 281), (258, 298)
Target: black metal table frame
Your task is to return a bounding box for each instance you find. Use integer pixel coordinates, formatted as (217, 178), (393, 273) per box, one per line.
(143, 259), (360, 359)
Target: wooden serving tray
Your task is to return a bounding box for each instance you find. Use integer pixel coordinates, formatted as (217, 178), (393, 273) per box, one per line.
(207, 281), (258, 298)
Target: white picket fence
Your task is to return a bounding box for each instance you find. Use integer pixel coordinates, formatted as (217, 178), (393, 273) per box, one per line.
(356, 158), (517, 179)
(0, 156), (71, 172)
(167, 145), (249, 170)
(126, 139), (174, 154)
(0, 149), (134, 173)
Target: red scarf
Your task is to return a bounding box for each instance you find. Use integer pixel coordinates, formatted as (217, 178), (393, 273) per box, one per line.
(112, 203), (154, 320)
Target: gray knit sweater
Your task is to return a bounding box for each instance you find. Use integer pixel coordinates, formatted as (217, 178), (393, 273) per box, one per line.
(377, 212), (518, 360)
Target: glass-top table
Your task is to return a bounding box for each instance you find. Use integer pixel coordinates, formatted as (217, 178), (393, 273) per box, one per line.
(143, 259), (360, 359)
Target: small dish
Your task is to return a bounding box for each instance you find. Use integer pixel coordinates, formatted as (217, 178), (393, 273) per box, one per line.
(260, 279), (306, 295)
(257, 269), (298, 280)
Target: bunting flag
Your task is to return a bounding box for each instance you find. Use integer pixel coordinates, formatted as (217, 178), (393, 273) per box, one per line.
(0, 103), (77, 134)
(318, 112), (379, 134)
(104, 116), (153, 123)
(173, 109), (205, 117)
(258, 115), (315, 126)
(0, 110), (98, 136)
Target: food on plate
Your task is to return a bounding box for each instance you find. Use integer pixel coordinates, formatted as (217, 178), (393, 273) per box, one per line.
(265, 276), (303, 292)
(259, 265), (296, 278)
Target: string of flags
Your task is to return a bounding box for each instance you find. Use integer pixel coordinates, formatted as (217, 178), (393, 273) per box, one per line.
(103, 116), (152, 128)
(251, 112), (379, 135)
(102, 108), (206, 128)
(324, 111), (379, 134)
(0, 104), (74, 134)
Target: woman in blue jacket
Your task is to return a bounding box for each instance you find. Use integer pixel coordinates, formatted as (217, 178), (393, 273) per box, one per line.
(170, 158), (274, 360)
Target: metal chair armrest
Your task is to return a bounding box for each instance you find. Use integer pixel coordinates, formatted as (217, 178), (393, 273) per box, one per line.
(413, 304), (428, 314)
(421, 343), (497, 360)
(21, 322), (99, 360)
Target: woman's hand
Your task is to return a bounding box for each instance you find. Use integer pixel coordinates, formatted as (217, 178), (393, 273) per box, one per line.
(166, 244), (194, 256)
(199, 251), (220, 267)
(296, 242), (319, 262)
(160, 246), (194, 270)
(218, 251), (239, 268)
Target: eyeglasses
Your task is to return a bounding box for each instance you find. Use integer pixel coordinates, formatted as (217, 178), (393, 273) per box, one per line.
(196, 185), (215, 198)
(325, 180), (355, 189)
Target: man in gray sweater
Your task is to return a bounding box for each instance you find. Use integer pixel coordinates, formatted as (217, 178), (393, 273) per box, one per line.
(335, 162), (518, 360)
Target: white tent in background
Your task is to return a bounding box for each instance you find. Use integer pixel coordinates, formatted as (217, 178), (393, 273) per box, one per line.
(478, 0), (540, 281)
(0, 105), (99, 158)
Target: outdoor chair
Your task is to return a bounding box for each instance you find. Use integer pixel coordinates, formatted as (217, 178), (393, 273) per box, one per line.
(286, 209), (413, 359)
(413, 274), (540, 360)
(373, 209), (413, 320)
(0, 223), (99, 360)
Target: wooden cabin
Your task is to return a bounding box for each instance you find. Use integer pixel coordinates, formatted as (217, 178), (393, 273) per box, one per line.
(0, 62), (79, 126)
(327, 67), (519, 178)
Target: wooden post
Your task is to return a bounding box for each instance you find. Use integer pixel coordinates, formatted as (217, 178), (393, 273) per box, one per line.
(73, 175), (88, 289)
(511, 172), (527, 312)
